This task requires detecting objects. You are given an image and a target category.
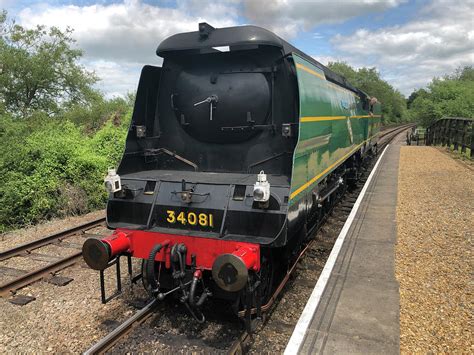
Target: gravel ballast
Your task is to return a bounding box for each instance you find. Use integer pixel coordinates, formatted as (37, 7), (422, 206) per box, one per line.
(0, 210), (147, 353)
(397, 146), (473, 352)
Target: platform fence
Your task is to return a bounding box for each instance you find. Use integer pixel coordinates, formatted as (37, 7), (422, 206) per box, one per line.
(425, 117), (473, 158)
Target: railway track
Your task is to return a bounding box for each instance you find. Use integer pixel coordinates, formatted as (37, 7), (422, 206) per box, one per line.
(83, 299), (158, 355)
(229, 123), (416, 319)
(0, 216), (106, 298)
(83, 125), (414, 354)
(379, 123), (415, 142)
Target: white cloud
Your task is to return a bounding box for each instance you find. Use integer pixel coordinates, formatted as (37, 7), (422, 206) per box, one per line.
(83, 59), (148, 98)
(329, 0), (474, 95)
(0, 0), (13, 9)
(13, 0), (473, 98)
(18, 0), (238, 63)
(243, 0), (407, 38)
(17, 0), (239, 96)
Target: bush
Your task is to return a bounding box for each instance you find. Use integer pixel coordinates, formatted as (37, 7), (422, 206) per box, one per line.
(0, 112), (131, 232)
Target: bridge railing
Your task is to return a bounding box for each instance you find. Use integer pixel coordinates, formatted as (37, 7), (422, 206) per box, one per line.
(425, 117), (473, 158)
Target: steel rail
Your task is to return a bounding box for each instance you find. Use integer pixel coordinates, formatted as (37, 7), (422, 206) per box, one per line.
(227, 331), (251, 355)
(0, 251), (82, 297)
(83, 299), (158, 355)
(0, 216), (106, 297)
(378, 124), (415, 149)
(378, 123), (415, 140)
(0, 217), (106, 262)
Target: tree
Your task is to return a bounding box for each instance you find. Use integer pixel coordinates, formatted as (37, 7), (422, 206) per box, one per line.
(327, 61), (408, 123)
(0, 11), (98, 117)
(409, 66), (474, 127)
(406, 88), (427, 109)
(326, 61), (358, 84)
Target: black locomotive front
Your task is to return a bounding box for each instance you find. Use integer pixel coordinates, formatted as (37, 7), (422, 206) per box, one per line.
(107, 24), (301, 243)
(82, 24), (303, 320)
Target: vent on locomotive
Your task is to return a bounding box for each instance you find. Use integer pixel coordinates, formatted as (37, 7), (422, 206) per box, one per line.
(170, 53), (271, 144)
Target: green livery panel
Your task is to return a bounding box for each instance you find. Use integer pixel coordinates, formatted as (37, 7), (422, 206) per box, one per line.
(290, 53), (381, 203)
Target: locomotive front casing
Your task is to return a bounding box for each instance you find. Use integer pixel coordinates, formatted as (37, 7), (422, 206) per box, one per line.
(84, 24), (382, 307)
(106, 174), (289, 243)
(99, 172), (291, 297)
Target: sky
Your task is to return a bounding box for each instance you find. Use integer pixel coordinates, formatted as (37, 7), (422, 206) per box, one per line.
(2, 0), (473, 97)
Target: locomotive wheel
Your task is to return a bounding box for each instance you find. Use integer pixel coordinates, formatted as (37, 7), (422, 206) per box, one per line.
(238, 253), (274, 311)
(259, 254), (275, 305)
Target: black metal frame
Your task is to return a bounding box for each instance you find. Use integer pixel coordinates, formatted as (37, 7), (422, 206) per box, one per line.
(99, 254), (139, 304)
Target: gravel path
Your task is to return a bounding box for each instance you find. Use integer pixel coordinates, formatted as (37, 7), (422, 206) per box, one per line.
(397, 146), (473, 353)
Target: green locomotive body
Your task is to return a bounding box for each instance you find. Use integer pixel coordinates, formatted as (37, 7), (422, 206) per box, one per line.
(290, 53), (381, 205)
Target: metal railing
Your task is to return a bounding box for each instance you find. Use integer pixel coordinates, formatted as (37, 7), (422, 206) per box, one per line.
(406, 126), (426, 146)
(425, 117), (473, 158)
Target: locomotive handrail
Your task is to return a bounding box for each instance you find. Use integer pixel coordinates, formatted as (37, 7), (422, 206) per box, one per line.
(425, 117), (473, 158)
(143, 148), (198, 171)
(247, 151), (292, 173)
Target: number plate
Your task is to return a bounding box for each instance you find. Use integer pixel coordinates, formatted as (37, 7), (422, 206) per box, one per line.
(165, 210), (215, 228)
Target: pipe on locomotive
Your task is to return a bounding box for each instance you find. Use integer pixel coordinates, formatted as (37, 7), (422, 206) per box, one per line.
(82, 232), (259, 292)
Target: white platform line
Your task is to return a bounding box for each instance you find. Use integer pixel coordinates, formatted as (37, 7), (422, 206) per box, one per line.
(284, 145), (390, 355)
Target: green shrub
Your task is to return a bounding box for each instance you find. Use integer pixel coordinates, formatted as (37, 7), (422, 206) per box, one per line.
(89, 110), (131, 163)
(0, 112), (130, 232)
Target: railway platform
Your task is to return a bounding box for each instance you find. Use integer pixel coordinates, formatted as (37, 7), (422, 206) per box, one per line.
(285, 143), (401, 354)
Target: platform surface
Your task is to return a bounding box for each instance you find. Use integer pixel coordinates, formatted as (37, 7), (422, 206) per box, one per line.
(286, 144), (401, 354)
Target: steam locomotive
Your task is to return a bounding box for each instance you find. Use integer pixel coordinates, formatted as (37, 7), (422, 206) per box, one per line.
(82, 23), (381, 324)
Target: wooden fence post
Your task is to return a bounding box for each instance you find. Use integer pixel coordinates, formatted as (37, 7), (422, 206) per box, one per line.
(469, 121), (474, 159)
(453, 119), (460, 151)
(435, 122), (440, 145)
(444, 119), (450, 146)
(447, 119), (452, 147)
(461, 120), (468, 154)
(441, 120), (446, 146)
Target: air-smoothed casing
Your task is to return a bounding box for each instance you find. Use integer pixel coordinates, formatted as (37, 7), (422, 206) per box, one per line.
(108, 24), (381, 249)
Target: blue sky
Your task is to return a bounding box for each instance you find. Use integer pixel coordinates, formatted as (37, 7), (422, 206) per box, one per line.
(2, 0), (473, 97)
